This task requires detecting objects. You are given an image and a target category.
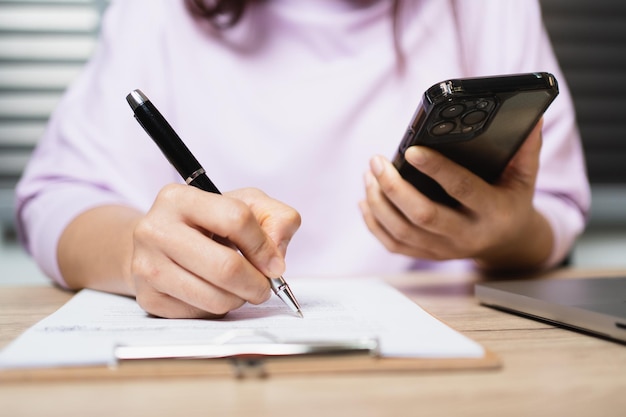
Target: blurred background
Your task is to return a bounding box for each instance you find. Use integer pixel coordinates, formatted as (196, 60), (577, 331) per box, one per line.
(1, 0), (625, 285)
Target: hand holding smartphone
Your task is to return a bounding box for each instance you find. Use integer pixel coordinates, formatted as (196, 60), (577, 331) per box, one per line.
(393, 72), (559, 207)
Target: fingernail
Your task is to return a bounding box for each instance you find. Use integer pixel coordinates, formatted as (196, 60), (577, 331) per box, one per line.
(370, 156), (384, 176)
(406, 147), (426, 166)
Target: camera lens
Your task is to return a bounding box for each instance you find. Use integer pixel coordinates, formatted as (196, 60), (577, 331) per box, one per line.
(440, 104), (465, 119)
(462, 110), (487, 125)
(475, 100), (489, 109)
(430, 121), (455, 136)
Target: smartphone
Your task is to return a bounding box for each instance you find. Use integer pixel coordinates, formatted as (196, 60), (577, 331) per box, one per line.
(392, 72), (559, 207)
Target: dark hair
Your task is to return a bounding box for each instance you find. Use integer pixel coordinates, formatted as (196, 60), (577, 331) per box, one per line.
(184, 0), (253, 28)
(185, 0), (405, 68)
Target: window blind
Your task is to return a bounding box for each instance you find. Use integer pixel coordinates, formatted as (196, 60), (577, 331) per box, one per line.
(0, 0), (107, 232)
(541, 0), (626, 184)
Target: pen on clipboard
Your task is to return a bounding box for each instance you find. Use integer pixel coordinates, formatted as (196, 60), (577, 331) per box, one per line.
(125, 89), (303, 318)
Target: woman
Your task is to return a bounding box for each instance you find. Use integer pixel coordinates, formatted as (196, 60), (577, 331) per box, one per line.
(16, 0), (590, 318)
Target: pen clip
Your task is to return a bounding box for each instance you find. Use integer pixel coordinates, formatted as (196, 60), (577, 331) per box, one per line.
(114, 329), (379, 361)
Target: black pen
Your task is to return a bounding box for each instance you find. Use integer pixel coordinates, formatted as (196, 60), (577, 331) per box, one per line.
(126, 89), (303, 318)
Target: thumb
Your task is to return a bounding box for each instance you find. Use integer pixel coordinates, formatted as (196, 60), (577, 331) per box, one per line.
(259, 205), (301, 258)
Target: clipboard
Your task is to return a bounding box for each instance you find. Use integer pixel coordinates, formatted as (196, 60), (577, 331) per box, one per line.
(114, 330), (382, 378)
(0, 281), (501, 381)
(0, 330), (499, 381)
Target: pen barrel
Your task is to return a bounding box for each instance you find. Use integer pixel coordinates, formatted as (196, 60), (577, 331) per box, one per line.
(132, 100), (204, 184)
(188, 174), (221, 195)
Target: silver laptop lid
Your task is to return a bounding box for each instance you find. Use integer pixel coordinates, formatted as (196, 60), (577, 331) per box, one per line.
(475, 277), (626, 343)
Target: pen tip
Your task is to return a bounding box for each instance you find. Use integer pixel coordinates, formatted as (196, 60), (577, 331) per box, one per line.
(297, 310), (304, 319)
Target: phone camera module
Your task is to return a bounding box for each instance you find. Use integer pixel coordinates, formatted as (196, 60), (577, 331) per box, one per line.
(475, 99), (490, 110)
(462, 110), (487, 125)
(430, 121), (456, 136)
(429, 98), (494, 139)
(440, 104), (465, 118)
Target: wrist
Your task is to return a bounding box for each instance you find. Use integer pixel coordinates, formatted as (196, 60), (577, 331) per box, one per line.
(475, 209), (553, 272)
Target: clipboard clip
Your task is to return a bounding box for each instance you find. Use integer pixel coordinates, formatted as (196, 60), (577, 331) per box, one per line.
(114, 330), (379, 378)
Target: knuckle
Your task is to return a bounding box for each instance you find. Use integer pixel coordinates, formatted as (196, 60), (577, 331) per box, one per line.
(285, 208), (302, 228)
(448, 176), (474, 200)
(245, 187), (266, 199)
(382, 239), (403, 254)
(206, 297), (235, 316)
(130, 255), (146, 277)
(250, 284), (271, 305)
(379, 178), (401, 197)
(135, 291), (162, 317)
(206, 293), (247, 317)
(214, 253), (246, 284)
(225, 200), (256, 231)
(131, 256), (160, 286)
(156, 183), (184, 203)
(133, 217), (158, 241)
(133, 218), (172, 253)
(408, 205), (438, 228)
(390, 225), (413, 244)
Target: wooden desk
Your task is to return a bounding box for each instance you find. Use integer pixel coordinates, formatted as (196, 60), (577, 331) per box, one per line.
(1, 269), (625, 417)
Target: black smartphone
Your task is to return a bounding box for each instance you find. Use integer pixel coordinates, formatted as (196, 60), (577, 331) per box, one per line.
(392, 72), (559, 207)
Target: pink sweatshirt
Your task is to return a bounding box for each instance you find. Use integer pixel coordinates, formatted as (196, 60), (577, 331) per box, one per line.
(16, 0), (590, 286)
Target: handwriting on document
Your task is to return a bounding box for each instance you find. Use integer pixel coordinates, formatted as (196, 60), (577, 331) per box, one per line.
(0, 278), (484, 369)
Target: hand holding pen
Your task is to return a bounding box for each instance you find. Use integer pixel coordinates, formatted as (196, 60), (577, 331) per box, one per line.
(126, 89), (303, 319)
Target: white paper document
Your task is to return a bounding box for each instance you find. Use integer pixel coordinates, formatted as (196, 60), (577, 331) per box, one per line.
(0, 278), (484, 369)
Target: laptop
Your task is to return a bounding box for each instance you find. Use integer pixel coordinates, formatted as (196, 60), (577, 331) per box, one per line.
(475, 277), (626, 343)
